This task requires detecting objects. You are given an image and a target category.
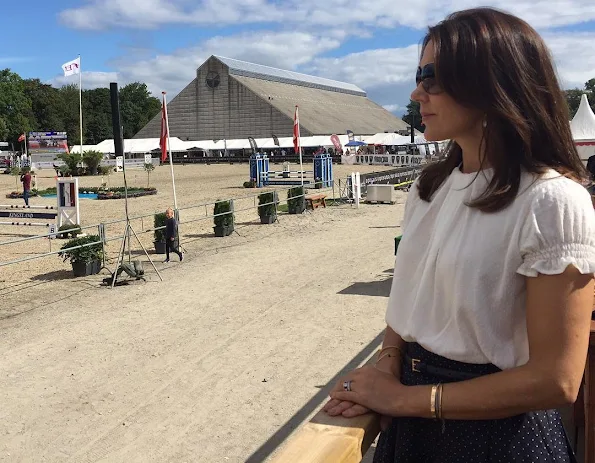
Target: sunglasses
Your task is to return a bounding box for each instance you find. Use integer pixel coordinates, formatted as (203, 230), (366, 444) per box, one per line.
(416, 63), (443, 94)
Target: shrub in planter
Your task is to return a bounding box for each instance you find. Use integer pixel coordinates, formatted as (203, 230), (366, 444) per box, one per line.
(59, 235), (104, 277)
(287, 186), (306, 214)
(58, 223), (82, 239)
(258, 191), (278, 224)
(154, 212), (167, 254)
(213, 200), (234, 237)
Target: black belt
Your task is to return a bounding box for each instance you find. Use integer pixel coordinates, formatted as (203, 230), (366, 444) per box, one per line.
(404, 353), (487, 381)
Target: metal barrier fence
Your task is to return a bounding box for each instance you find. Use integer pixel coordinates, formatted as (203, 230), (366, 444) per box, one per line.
(0, 183), (331, 270)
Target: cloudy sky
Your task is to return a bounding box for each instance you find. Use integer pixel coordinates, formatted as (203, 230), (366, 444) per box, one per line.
(2, 0), (595, 115)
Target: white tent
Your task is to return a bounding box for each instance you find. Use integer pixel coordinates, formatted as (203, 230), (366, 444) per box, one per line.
(364, 132), (412, 146)
(570, 94), (595, 163)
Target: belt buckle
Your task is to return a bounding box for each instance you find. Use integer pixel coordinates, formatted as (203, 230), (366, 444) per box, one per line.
(411, 358), (421, 373)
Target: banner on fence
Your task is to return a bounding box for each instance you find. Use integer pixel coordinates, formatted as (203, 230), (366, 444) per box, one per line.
(357, 166), (422, 192)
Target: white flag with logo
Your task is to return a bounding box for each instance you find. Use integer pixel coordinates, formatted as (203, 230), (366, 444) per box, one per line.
(62, 57), (81, 76)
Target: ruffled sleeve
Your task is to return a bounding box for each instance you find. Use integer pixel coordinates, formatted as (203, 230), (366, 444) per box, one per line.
(517, 177), (595, 277)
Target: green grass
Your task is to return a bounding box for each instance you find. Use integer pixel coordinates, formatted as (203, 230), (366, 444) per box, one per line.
(277, 204), (288, 213)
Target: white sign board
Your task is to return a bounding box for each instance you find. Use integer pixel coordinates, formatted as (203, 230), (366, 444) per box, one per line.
(144, 154), (152, 164)
(116, 156), (124, 172)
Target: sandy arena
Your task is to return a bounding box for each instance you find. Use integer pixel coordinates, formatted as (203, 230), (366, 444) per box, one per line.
(0, 162), (405, 462)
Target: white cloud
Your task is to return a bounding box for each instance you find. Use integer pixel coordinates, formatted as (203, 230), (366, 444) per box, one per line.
(107, 31), (341, 95)
(51, 71), (119, 90)
(543, 32), (595, 88)
(59, 0), (595, 31)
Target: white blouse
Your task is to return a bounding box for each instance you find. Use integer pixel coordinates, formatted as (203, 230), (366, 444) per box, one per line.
(386, 167), (595, 369)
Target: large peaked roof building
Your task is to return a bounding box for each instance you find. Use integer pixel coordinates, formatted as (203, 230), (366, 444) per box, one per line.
(134, 55), (409, 141)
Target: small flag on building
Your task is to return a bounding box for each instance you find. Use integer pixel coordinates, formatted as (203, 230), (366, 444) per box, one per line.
(272, 134), (280, 147)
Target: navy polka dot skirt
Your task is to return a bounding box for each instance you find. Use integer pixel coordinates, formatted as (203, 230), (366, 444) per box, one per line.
(373, 343), (577, 463)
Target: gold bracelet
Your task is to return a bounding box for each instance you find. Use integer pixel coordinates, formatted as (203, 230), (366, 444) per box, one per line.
(375, 352), (398, 364)
(436, 383), (443, 419)
(378, 345), (403, 357)
(430, 384), (438, 419)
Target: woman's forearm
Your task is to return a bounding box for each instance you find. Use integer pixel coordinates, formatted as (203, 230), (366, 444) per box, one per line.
(377, 326), (405, 377)
(397, 364), (576, 420)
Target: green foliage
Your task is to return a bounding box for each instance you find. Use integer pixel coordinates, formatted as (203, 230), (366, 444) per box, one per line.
(98, 165), (111, 175)
(258, 191), (278, 217)
(0, 69), (32, 142)
(10, 166), (20, 187)
(119, 83), (162, 139)
(243, 180), (256, 188)
(58, 223), (82, 239)
(213, 200), (233, 227)
(144, 162), (155, 187)
(154, 212), (167, 242)
(402, 100), (424, 134)
(82, 150), (104, 175)
(57, 152), (83, 176)
(59, 235), (104, 264)
(287, 186), (305, 214)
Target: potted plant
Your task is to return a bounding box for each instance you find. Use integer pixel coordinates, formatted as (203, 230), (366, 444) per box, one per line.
(154, 212), (167, 254)
(57, 223), (82, 239)
(213, 199), (234, 236)
(287, 186), (306, 214)
(59, 235), (104, 277)
(258, 191), (278, 224)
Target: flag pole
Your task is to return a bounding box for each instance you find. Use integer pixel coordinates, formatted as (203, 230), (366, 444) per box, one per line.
(297, 106), (304, 186)
(78, 54), (83, 156)
(162, 92), (178, 210)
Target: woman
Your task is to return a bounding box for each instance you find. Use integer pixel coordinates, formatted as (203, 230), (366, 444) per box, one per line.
(324, 7), (595, 462)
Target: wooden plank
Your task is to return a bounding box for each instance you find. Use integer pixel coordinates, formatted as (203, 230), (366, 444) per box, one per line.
(270, 351), (381, 463)
(270, 409), (380, 463)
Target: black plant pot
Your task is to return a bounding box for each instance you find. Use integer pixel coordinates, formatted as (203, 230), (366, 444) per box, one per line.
(259, 215), (276, 224)
(72, 260), (101, 277)
(288, 201), (306, 214)
(154, 241), (167, 254)
(214, 225), (234, 237)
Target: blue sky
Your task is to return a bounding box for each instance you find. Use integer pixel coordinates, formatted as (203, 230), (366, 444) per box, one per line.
(2, 1), (595, 116)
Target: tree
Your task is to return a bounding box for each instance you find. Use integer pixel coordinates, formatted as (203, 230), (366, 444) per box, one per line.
(23, 79), (63, 132)
(83, 88), (113, 144)
(119, 83), (161, 138)
(143, 162), (155, 187)
(0, 69), (33, 144)
(58, 84), (82, 147)
(402, 100), (424, 134)
(10, 166), (21, 189)
(57, 152), (83, 176)
(82, 150), (104, 175)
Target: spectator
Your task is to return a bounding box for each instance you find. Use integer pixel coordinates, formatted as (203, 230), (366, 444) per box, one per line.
(164, 208), (183, 263)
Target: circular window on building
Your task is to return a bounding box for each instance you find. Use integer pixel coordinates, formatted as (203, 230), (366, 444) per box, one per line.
(206, 71), (220, 89)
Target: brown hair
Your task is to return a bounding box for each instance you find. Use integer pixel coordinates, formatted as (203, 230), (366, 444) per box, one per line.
(417, 8), (587, 212)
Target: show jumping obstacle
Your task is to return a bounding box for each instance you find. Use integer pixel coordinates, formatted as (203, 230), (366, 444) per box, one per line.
(250, 153), (334, 188)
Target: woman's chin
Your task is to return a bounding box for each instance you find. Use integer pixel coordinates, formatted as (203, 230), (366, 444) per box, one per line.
(420, 127), (444, 142)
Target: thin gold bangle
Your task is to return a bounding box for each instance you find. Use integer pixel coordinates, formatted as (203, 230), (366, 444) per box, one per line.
(378, 345), (403, 357)
(436, 383), (443, 419)
(430, 385), (438, 419)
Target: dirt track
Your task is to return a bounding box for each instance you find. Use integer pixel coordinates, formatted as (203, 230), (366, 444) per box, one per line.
(0, 172), (406, 462)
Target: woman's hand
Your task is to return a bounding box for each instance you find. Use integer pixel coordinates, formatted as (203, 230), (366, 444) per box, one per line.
(327, 366), (405, 417)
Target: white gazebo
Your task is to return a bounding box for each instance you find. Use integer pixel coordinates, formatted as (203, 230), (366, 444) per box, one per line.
(570, 94), (595, 163)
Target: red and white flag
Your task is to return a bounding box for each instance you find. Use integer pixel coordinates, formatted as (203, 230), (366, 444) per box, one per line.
(293, 106), (300, 155)
(160, 96), (168, 162)
(17, 133), (25, 142)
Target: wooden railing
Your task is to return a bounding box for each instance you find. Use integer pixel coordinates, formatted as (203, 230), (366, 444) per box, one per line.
(270, 352), (381, 463)
(270, 408), (380, 463)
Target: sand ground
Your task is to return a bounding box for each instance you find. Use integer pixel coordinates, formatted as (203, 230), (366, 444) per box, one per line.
(0, 163), (405, 462)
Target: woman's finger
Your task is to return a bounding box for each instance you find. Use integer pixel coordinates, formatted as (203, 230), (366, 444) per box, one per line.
(322, 398), (342, 412)
(327, 400), (356, 417)
(342, 404), (370, 418)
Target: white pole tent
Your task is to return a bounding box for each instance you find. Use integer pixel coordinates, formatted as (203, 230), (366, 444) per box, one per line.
(570, 94), (595, 164)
